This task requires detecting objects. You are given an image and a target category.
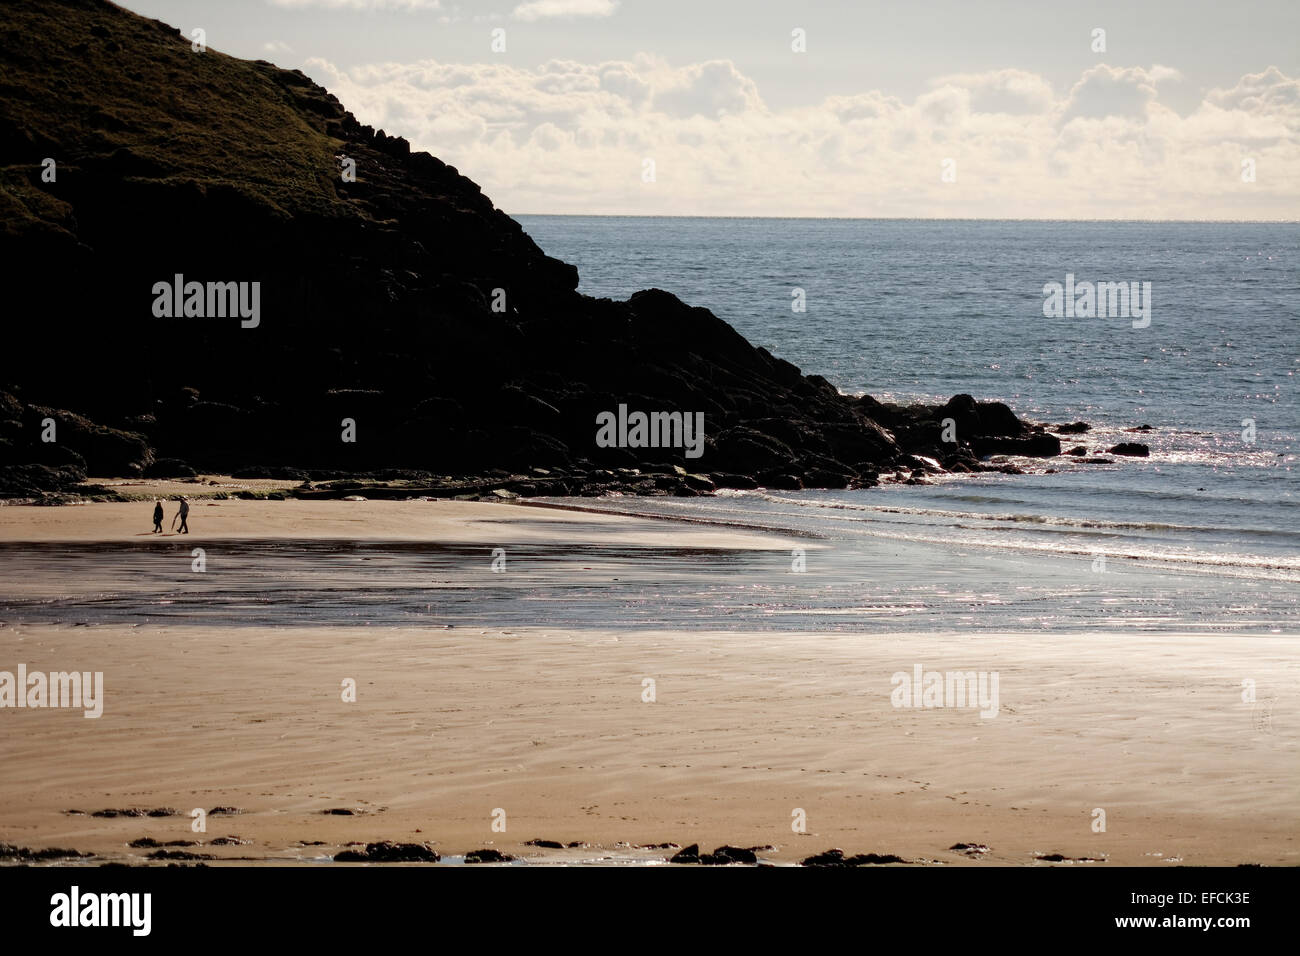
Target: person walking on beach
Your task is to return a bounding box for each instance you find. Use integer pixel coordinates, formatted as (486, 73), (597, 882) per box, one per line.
(175, 497), (190, 534)
(151, 500), (164, 533)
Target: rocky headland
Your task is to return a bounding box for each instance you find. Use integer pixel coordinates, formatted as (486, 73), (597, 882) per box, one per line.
(0, 0), (1136, 503)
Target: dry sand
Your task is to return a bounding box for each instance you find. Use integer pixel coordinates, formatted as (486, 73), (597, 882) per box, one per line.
(0, 499), (1295, 866)
(0, 495), (804, 550)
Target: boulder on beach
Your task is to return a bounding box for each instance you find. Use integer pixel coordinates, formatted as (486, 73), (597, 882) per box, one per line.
(463, 848), (515, 864)
(332, 841), (439, 863)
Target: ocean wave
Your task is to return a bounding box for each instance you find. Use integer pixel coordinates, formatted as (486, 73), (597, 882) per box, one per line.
(552, 493), (1300, 582)
(745, 492), (1300, 538)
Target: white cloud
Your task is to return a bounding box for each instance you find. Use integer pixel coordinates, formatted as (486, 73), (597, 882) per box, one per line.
(301, 57), (1300, 219)
(933, 69), (1055, 115)
(653, 60), (764, 117)
(1207, 66), (1300, 124)
(263, 40), (295, 55)
(512, 0), (618, 22)
(1060, 64), (1167, 122)
(268, 0), (441, 10)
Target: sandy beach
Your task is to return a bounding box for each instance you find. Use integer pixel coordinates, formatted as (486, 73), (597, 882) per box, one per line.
(1, 498), (1295, 866)
(0, 489), (803, 549)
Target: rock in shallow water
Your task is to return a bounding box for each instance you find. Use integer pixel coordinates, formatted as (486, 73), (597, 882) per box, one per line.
(1108, 442), (1150, 457)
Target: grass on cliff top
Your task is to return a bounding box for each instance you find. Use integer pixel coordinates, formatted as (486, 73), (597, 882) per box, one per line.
(0, 0), (351, 231)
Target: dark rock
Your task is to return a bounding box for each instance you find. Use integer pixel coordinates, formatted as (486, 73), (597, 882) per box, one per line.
(0, 843), (91, 861)
(759, 472), (803, 490)
(231, 465), (309, 480)
(523, 839), (565, 849)
(714, 428), (797, 475)
(143, 457), (197, 478)
(464, 848), (514, 863)
(21, 406), (151, 476)
(801, 848), (909, 866)
(1066, 445), (1088, 456)
(146, 849), (213, 860)
(801, 848), (850, 866)
(699, 845), (758, 865)
(335, 841), (439, 862)
(845, 853), (909, 865)
(709, 473), (759, 490)
(0, 463), (86, 497)
(1055, 422), (1090, 434)
(1108, 442), (1150, 457)
(976, 433), (1061, 457)
(669, 844), (701, 864)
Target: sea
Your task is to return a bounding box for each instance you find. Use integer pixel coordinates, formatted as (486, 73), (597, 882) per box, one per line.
(1, 218), (1295, 634)
(514, 217), (1299, 633)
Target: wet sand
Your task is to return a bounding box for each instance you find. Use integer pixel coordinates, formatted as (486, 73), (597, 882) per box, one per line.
(0, 500), (1296, 866)
(3, 624), (1295, 866)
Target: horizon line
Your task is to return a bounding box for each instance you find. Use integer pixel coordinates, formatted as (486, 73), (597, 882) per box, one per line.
(508, 213), (1299, 223)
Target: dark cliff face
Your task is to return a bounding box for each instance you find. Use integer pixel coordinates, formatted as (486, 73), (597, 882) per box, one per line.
(0, 0), (1058, 496)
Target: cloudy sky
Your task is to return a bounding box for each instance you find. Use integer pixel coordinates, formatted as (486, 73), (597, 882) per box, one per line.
(122, 0), (1299, 218)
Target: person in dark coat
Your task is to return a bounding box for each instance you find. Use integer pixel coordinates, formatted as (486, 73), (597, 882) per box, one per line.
(152, 500), (164, 533)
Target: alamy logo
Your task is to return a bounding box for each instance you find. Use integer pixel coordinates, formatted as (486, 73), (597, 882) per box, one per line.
(50, 886), (150, 936)
(595, 404), (705, 459)
(1042, 273), (1151, 328)
(0, 665), (103, 718)
(890, 664), (999, 719)
(152, 274), (261, 328)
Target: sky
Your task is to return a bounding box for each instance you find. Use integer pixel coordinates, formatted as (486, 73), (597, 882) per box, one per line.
(118, 0), (1300, 218)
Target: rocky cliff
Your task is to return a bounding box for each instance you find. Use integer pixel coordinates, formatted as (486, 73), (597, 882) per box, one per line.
(0, 0), (1062, 498)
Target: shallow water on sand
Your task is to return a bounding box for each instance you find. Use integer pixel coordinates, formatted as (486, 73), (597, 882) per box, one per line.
(0, 508), (1292, 632)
